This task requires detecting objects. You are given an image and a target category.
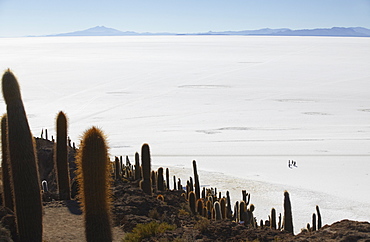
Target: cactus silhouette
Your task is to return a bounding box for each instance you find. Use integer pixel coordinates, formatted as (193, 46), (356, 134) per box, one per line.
(193, 160), (200, 200)
(157, 167), (165, 191)
(134, 152), (141, 180)
(196, 199), (204, 215)
(278, 213), (282, 230)
(312, 213), (316, 231)
(55, 111), (71, 200)
(140, 143), (152, 195)
(283, 191), (294, 234)
(1, 114), (14, 211)
(226, 191), (232, 219)
(76, 127), (112, 242)
(188, 191), (196, 215)
(270, 208), (276, 229)
(239, 201), (246, 223)
(206, 200), (212, 219)
(220, 197), (226, 219)
(247, 204), (255, 226)
(173, 175), (177, 190)
(214, 201), (222, 220)
(114, 156), (120, 180)
(2, 70), (43, 241)
(177, 178), (182, 191)
(316, 205), (322, 229)
(151, 171), (157, 193)
(166, 168), (170, 190)
(233, 201), (239, 222)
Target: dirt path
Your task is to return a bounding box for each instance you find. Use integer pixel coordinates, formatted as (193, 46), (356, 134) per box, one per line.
(42, 201), (125, 242)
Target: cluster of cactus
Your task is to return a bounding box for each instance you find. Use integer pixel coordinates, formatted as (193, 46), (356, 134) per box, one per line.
(1, 70), (328, 241)
(176, 159), (327, 236)
(1, 70), (117, 242)
(113, 143), (179, 195)
(305, 205), (322, 232)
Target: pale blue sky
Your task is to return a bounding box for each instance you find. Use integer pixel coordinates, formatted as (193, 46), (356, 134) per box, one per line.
(0, 0), (370, 37)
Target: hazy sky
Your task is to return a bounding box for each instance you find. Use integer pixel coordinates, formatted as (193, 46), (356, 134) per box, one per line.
(1, 0), (370, 37)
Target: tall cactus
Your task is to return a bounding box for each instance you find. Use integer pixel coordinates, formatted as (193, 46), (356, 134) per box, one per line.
(177, 178), (182, 191)
(193, 160), (200, 200)
(196, 199), (203, 216)
(173, 175), (177, 190)
(312, 213), (316, 231)
(270, 208), (276, 229)
(220, 197), (226, 219)
(283, 191), (294, 234)
(76, 127), (112, 242)
(55, 111), (71, 200)
(166, 168), (170, 190)
(1, 114), (14, 211)
(114, 156), (120, 180)
(316, 205), (322, 229)
(239, 201), (246, 223)
(151, 171), (157, 193)
(226, 191), (232, 219)
(188, 191), (196, 215)
(214, 201), (222, 220)
(2, 70), (43, 241)
(140, 143), (152, 195)
(134, 152), (141, 180)
(157, 167), (165, 191)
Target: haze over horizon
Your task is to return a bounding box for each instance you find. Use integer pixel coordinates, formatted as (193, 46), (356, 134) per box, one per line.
(1, 0), (370, 37)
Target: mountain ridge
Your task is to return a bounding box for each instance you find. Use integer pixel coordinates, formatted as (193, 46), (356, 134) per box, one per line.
(46, 26), (370, 37)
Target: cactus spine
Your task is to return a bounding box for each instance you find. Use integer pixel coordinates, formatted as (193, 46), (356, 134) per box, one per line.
(193, 160), (200, 200)
(76, 127), (112, 242)
(1, 114), (14, 211)
(283, 191), (294, 234)
(55, 111), (71, 200)
(2, 70), (42, 241)
(140, 144), (152, 195)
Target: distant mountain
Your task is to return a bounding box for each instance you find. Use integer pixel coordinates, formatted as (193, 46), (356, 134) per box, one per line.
(196, 28), (290, 35)
(198, 27), (370, 37)
(47, 26), (370, 37)
(49, 26), (139, 36)
(272, 27), (370, 37)
(48, 26), (174, 37)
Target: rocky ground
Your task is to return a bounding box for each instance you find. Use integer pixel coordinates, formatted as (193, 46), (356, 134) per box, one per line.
(0, 138), (369, 241)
